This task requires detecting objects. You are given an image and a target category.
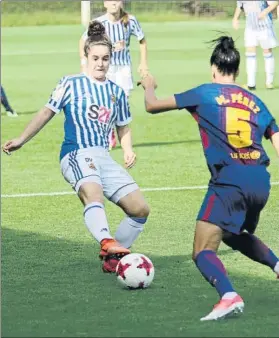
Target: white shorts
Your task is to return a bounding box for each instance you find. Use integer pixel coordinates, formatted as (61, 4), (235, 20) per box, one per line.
(60, 147), (138, 203)
(107, 65), (133, 97)
(244, 28), (278, 49)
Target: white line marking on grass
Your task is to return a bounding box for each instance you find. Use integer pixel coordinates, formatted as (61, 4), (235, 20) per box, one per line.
(2, 182), (279, 198)
(2, 50), (77, 56)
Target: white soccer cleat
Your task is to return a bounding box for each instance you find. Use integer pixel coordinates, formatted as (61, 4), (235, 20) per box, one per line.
(266, 83), (274, 90)
(200, 295), (244, 321)
(6, 110), (18, 117)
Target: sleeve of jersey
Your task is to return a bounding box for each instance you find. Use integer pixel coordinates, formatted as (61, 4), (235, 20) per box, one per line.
(130, 16), (145, 41)
(115, 91), (132, 127)
(45, 77), (71, 114)
(174, 88), (200, 112)
(264, 118), (279, 140)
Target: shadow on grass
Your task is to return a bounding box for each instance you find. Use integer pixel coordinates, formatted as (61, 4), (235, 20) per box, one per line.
(2, 228), (278, 338)
(110, 139), (200, 150)
(1, 111), (37, 117)
(133, 140), (200, 148)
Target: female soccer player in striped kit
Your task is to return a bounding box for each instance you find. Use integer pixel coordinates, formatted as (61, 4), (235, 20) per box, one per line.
(79, 0), (149, 148)
(233, 1), (279, 90)
(3, 21), (150, 274)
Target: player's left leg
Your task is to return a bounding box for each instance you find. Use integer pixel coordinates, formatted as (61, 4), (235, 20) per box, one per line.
(102, 189), (149, 273)
(263, 48), (275, 89)
(223, 232), (279, 277)
(1, 86), (17, 117)
(102, 155), (149, 272)
(193, 220), (244, 321)
(116, 189), (150, 249)
(223, 174), (279, 277)
(260, 28), (278, 89)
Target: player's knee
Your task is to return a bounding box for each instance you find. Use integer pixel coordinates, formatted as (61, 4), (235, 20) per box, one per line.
(246, 47), (256, 53)
(192, 222), (222, 260)
(263, 49), (272, 54)
(134, 203), (150, 218)
(78, 182), (104, 206)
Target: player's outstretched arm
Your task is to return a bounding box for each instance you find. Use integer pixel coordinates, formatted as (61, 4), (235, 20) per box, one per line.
(271, 132), (279, 157)
(138, 75), (177, 114)
(2, 107), (55, 155)
(116, 125), (136, 169)
(138, 38), (149, 78)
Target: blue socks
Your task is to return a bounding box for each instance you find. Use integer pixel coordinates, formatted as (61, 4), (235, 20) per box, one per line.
(223, 232), (279, 271)
(195, 250), (235, 297)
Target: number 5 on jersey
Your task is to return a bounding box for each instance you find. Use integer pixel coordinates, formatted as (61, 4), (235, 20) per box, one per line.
(226, 107), (253, 149)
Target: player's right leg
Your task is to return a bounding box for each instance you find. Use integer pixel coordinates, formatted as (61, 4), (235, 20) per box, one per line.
(193, 220), (244, 321)
(195, 186), (247, 321)
(244, 29), (258, 90)
(60, 148), (130, 271)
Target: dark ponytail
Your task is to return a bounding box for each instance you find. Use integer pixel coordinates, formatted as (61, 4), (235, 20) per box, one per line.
(87, 20), (106, 38)
(209, 35), (240, 76)
(84, 21), (112, 57)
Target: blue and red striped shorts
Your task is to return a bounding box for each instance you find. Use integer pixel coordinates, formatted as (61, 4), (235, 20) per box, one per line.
(197, 165), (270, 234)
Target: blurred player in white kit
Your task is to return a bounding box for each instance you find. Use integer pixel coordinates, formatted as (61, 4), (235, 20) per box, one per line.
(233, 1), (279, 90)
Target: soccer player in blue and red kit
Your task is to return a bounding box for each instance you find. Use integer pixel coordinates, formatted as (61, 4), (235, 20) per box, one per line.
(138, 36), (279, 321)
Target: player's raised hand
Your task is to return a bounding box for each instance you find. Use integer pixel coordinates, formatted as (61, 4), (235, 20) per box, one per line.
(124, 150), (136, 169)
(232, 19), (239, 30)
(2, 138), (24, 155)
(137, 74), (157, 89)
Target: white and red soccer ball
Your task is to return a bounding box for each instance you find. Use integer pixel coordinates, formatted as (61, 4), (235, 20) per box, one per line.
(116, 253), (155, 289)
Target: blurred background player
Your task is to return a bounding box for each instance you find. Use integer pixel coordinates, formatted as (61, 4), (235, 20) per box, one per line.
(79, 0), (149, 149)
(138, 36), (279, 321)
(232, 0), (279, 90)
(1, 85), (17, 117)
(3, 21), (150, 274)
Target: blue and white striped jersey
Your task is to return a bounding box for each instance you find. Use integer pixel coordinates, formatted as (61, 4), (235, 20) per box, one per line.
(82, 14), (145, 66)
(45, 74), (132, 160)
(237, 1), (276, 30)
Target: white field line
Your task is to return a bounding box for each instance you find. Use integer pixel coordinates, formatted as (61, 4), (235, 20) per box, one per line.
(1, 50), (77, 56)
(1, 182), (279, 199)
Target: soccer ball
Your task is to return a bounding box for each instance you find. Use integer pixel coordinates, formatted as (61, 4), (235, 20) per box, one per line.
(116, 253), (155, 289)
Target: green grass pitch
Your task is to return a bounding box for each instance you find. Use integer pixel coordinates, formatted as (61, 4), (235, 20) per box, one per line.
(1, 20), (279, 337)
